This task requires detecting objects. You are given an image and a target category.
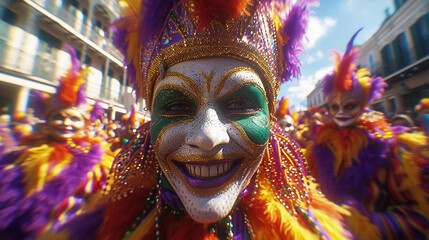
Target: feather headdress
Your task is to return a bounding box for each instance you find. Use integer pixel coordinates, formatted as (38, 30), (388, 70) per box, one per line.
(322, 29), (386, 105)
(36, 45), (91, 118)
(112, 0), (317, 112)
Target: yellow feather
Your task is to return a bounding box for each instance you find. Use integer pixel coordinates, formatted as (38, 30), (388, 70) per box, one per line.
(11, 144), (75, 196)
(344, 206), (381, 240)
(248, 178), (351, 240)
(316, 127), (368, 176)
(396, 132), (429, 216)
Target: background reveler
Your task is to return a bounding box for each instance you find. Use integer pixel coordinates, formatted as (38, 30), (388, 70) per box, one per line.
(306, 29), (429, 239)
(0, 45), (115, 239)
(41, 0), (354, 239)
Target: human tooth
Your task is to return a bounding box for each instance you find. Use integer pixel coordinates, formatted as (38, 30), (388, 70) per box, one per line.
(195, 165), (201, 177)
(210, 165), (217, 176)
(201, 166), (209, 177)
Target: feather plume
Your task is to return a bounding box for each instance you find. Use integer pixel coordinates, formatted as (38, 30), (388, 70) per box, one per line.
(58, 45), (86, 106)
(277, 0), (318, 82)
(276, 97), (290, 118)
(344, 206), (381, 239)
(192, 0), (252, 31)
(112, 0), (176, 100)
(90, 101), (105, 122)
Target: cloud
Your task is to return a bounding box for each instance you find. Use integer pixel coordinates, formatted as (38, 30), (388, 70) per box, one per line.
(304, 16), (336, 49)
(305, 50), (324, 64)
(283, 66), (333, 110)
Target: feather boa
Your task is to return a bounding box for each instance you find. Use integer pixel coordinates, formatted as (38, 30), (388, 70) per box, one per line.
(0, 140), (104, 239)
(310, 123), (391, 204)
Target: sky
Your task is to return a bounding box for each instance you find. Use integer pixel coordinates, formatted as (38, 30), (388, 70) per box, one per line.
(277, 0), (396, 111)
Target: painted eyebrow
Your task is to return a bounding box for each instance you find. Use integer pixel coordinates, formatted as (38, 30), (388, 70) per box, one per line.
(153, 83), (200, 105)
(214, 67), (259, 96)
(159, 71), (203, 97)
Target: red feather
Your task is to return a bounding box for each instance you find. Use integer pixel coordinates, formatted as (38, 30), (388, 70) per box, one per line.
(332, 48), (358, 92)
(193, 0), (252, 31)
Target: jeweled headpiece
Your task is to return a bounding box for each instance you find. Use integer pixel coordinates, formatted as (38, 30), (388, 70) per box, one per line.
(113, 0), (316, 112)
(322, 29), (386, 106)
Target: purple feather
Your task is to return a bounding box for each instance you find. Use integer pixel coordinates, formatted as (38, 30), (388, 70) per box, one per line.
(0, 142), (105, 238)
(30, 90), (49, 119)
(312, 130), (391, 204)
(111, 0), (177, 100)
(344, 28), (362, 58)
(75, 83), (87, 109)
(138, 0), (177, 46)
(64, 44), (80, 78)
(55, 206), (106, 240)
(90, 101), (104, 122)
(368, 76), (387, 102)
(280, 0), (318, 82)
(322, 72), (335, 96)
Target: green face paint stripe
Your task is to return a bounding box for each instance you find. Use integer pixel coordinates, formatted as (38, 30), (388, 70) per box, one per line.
(151, 89), (196, 143)
(219, 85), (269, 145)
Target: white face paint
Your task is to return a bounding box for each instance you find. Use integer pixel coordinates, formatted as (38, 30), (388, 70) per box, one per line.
(150, 58), (270, 223)
(47, 107), (85, 141)
(329, 92), (364, 127)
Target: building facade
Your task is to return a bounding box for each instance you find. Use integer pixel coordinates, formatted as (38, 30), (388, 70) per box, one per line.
(306, 0), (428, 122)
(0, 0), (149, 123)
(307, 80), (328, 110)
(358, 0), (429, 119)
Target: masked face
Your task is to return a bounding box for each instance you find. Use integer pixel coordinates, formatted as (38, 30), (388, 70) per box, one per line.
(328, 92), (363, 127)
(151, 58), (270, 223)
(47, 107), (85, 141)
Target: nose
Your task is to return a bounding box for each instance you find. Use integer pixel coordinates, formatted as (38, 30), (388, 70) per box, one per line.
(63, 117), (72, 125)
(185, 107), (230, 151)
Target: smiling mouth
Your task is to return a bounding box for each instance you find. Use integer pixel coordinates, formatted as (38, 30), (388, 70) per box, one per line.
(184, 161), (234, 179)
(174, 158), (243, 188)
(335, 117), (351, 122)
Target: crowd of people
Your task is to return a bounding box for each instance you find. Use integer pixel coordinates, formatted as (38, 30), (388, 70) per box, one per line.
(0, 0), (428, 239)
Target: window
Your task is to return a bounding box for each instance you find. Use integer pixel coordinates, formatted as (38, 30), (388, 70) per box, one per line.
(381, 45), (394, 75)
(392, 32), (410, 69)
(410, 13), (429, 60)
(1, 8), (17, 25)
(38, 30), (61, 53)
(369, 55), (375, 72)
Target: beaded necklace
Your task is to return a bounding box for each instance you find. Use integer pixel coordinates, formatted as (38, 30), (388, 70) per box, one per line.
(66, 138), (91, 153)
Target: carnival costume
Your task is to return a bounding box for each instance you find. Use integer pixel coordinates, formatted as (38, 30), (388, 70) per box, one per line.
(307, 30), (429, 239)
(0, 46), (114, 239)
(275, 97), (298, 136)
(110, 105), (142, 152)
(45, 1), (352, 239)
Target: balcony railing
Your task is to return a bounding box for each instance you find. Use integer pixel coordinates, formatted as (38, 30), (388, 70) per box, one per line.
(370, 44), (429, 78)
(27, 0), (124, 63)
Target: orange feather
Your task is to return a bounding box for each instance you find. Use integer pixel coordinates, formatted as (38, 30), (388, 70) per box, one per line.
(192, 0), (252, 31)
